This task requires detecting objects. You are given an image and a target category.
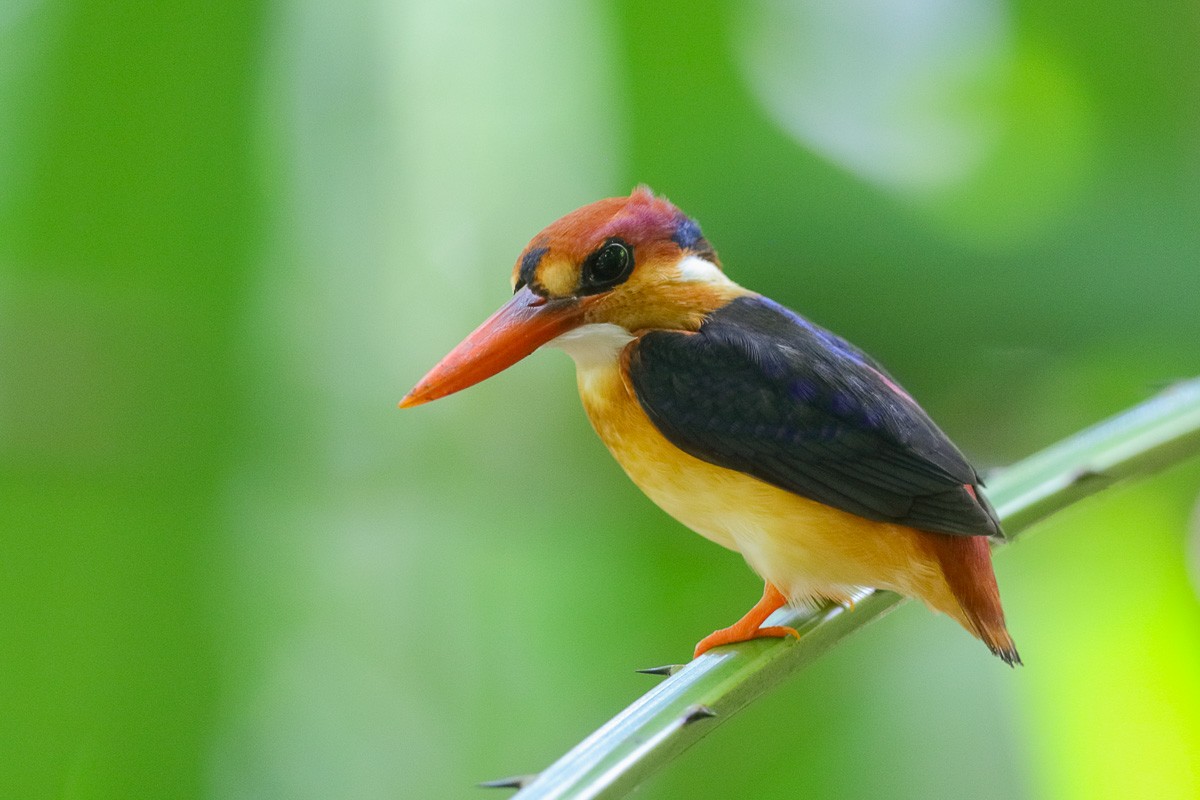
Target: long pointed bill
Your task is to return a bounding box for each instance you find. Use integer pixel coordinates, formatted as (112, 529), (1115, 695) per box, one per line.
(400, 286), (585, 408)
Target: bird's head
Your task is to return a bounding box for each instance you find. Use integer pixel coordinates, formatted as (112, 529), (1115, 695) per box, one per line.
(401, 187), (741, 407)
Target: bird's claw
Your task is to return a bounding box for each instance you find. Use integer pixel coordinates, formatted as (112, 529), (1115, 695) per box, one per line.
(693, 624), (800, 659)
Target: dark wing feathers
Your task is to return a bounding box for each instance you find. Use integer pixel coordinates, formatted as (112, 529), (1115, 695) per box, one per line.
(627, 296), (1000, 537)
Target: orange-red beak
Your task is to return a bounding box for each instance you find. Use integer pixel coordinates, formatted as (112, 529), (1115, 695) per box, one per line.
(400, 286), (586, 408)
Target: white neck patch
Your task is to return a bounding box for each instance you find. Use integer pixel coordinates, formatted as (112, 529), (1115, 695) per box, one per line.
(675, 254), (733, 286)
(545, 323), (635, 369)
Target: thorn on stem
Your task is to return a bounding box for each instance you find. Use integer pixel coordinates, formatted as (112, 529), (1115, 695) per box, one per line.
(479, 774), (537, 790)
(1069, 468), (1107, 485)
(680, 704), (717, 725)
(636, 664), (683, 677)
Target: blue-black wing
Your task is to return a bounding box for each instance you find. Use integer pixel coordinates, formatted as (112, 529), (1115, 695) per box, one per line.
(627, 296), (1000, 537)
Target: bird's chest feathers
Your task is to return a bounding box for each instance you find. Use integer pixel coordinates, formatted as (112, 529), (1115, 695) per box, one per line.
(546, 324), (935, 605)
(549, 325), (751, 551)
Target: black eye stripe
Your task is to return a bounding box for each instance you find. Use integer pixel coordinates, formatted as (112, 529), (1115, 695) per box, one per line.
(515, 245), (549, 293)
(579, 238), (634, 295)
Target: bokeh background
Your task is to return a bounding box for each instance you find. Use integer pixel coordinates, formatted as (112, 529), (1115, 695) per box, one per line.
(2, 0), (1199, 798)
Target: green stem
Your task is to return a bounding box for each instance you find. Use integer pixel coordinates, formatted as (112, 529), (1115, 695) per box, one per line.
(505, 378), (1200, 800)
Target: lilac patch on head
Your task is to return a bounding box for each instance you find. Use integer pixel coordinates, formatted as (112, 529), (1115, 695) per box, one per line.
(672, 215), (704, 250)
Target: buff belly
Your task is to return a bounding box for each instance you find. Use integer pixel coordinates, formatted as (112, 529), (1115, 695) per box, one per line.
(573, 352), (960, 615)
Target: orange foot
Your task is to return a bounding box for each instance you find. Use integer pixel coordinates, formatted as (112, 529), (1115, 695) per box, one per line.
(693, 582), (800, 658)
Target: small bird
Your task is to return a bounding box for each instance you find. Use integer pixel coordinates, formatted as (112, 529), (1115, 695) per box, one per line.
(401, 187), (1020, 665)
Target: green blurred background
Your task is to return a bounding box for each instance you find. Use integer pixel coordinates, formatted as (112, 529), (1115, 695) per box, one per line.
(2, 0), (1199, 798)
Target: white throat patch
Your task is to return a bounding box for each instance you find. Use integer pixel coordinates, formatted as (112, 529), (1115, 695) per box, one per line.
(545, 323), (635, 369)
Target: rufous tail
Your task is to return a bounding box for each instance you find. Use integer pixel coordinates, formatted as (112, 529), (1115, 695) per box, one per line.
(929, 534), (1022, 667)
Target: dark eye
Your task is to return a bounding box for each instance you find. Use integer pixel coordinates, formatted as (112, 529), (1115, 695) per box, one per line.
(582, 239), (633, 292)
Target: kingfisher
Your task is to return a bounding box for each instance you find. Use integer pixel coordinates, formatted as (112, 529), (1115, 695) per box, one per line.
(401, 187), (1020, 665)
